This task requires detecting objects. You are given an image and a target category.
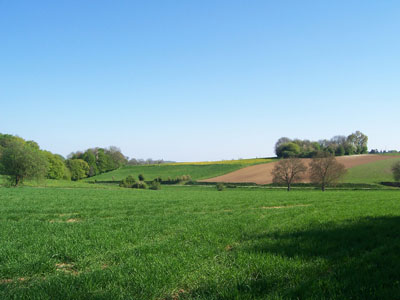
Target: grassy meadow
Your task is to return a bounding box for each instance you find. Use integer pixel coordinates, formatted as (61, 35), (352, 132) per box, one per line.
(341, 157), (400, 184)
(1, 186), (400, 299)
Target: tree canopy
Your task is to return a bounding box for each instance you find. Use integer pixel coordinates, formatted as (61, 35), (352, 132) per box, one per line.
(0, 139), (48, 186)
(272, 158), (307, 191)
(274, 131), (368, 158)
(309, 154), (347, 191)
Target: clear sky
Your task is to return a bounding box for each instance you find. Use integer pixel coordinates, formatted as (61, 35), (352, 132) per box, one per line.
(0, 1), (399, 161)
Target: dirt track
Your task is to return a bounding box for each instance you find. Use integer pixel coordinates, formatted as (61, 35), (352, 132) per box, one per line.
(200, 155), (396, 185)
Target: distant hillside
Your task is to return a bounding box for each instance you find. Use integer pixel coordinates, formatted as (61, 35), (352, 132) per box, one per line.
(201, 155), (399, 186)
(341, 157), (400, 184)
(86, 158), (274, 182)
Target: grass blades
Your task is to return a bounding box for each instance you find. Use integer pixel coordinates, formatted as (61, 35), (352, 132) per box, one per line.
(0, 187), (399, 299)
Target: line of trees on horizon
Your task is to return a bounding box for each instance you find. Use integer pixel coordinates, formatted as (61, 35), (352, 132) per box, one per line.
(275, 131), (369, 158)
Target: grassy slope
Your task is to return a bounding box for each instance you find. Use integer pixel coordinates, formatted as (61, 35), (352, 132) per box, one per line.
(342, 157), (400, 184)
(86, 158), (274, 182)
(0, 186), (399, 299)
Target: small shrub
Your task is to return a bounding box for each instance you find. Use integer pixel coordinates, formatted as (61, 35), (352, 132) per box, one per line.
(150, 180), (161, 190)
(120, 175), (136, 188)
(138, 174), (145, 181)
(216, 183), (225, 191)
(132, 181), (147, 189)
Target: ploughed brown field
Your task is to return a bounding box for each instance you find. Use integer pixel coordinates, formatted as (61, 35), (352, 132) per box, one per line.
(200, 155), (394, 184)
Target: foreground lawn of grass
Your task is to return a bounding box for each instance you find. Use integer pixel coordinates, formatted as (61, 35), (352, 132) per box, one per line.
(0, 187), (399, 299)
(342, 157), (400, 184)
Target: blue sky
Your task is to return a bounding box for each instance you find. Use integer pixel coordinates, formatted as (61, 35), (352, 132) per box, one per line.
(0, 1), (399, 161)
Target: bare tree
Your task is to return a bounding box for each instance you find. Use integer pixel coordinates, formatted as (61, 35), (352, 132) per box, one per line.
(309, 154), (347, 191)
(392, 161), (400, 182)
(272, 158), (308, 191)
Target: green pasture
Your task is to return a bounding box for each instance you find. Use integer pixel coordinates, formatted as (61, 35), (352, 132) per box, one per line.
(341, 157), (400, 184)
(85, 163), (259, 182)
(0, 186), (399, 299)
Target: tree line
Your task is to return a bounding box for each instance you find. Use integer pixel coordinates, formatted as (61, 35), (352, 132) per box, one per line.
(275, 131), (368, 158)
(0, 133), (128, 185)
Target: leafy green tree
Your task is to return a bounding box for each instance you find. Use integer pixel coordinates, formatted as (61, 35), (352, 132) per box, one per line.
(96, 148), (113, 173)
(276, 142), (301, 158)
(82, 150), (98, 177)
(335, 145), (345, 156)
(347, 131), (368, 154)
(44, 151), (67, 179)
(67, 159), (89, 181)
(0, 140), (48, 186)
(392, 162), (400, 182)
(106, 146), (127, 169)
(274, 137), (291, 156)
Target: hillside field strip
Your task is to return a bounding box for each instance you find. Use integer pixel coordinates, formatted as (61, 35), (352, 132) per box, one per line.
(201, 155), (400, 185)
(85, 158), (275, 182)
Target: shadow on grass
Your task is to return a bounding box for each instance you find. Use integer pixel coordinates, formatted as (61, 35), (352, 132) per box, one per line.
(186, 216), (400, 300)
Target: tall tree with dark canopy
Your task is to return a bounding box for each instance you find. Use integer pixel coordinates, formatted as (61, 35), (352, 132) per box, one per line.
(272, 158), (308, 191)
(310, 154), (347, 191)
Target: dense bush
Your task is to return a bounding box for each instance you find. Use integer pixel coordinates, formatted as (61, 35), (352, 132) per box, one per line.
(150, 180), (161, 190)
(138, 174), (145, 181)
(163, 175), (192, 184)
(119, 175), (136, 188)
(132, 181), (148, 189)
(216, 183), (225, 191)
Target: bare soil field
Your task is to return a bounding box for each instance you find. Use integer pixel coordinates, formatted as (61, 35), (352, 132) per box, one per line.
(200, 155), (395, 184)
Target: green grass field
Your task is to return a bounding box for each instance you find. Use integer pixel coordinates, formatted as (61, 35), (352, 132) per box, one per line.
(341, 157), (400, 184)
(86, 161), (274, 182)
(1, 186), (399, 299)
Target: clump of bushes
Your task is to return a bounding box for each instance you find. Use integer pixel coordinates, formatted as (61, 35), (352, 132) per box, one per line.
(163, 175), (192, 184)
(119, 175), (136, 188)
(119, 175), (148, 189)
(138, 174), (145, 181)
(150, 180), (161, 190)
(132, 181), (148, 189)
(216, 183), (225, 191)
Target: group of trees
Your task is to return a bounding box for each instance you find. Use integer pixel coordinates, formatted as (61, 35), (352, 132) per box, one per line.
(272, 154), (347, 191)
(275, 131), (368, 158)
(0, 133), (129, 185)
(67, 147), (127, 180)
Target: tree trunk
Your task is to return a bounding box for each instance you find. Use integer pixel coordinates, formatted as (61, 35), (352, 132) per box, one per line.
(321, 183), (325, 192)
(287, 183), (291, 191)
(15, 176), (20, 187)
